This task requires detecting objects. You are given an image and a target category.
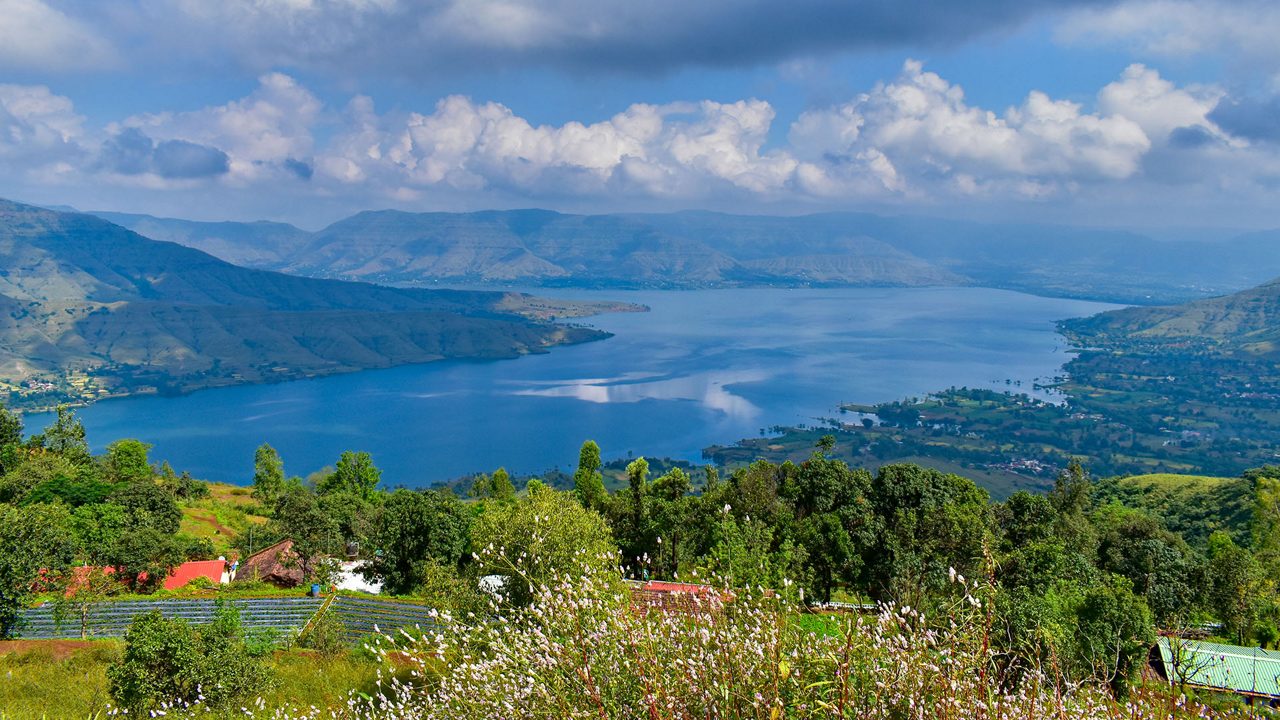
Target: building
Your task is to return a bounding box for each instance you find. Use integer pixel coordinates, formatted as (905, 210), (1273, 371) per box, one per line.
(233, 539), (304, 588)
(1153, 637), (1280, 704)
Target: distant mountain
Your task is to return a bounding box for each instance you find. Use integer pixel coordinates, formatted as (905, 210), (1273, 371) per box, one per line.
(0, 200), (626, 408)
(89, 211), (310, 268)
(1061, 276), (1280, 356)
(95, 208), (1280, 305)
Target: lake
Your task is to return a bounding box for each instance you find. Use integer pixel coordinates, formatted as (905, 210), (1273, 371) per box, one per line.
(25, 287), (1119, 486)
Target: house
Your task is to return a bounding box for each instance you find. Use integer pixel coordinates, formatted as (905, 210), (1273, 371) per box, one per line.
(333, 560), (382, 594)
(628, 580), (732, 615)
(164, 559), (235, 590)
(1153, 637), (1280, 704)
(233, 539), (304, 588)
(55, 558), (234, 595)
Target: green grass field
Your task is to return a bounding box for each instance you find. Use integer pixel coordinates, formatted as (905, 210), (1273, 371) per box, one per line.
(0, 639), (384, 719)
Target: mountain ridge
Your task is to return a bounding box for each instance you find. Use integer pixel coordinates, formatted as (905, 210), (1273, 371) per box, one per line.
(0, 200), (629, 409)
(93, 207), (1280, 305)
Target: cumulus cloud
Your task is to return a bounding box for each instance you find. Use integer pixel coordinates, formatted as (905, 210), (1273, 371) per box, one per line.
(0, 0), (116, 72)
(68, 0), (1118, 76)
(0, 83), (86, 179)
(4, 61), (1280, 224)
(789, 61), (1152, 198)
(115, 73), (321, 184)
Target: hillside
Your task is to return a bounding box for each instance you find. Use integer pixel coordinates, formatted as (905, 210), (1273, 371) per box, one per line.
(0, 200), (626, 408)
(1093, 473), (1254, 548)
(1061, 276), (1280, 356)
(96, 207), (1280, 304)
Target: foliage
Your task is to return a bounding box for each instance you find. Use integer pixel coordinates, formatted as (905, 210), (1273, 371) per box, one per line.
(320, 450), (382, 501)
(572, 439), (607, 510)
(107, 528), (186, 593)
(0, 503), (75, 638)
(359, 558), (1208, 720)
(471, 483), (619, 606)
(364, 488), (471, 595)
(101, 439), (154, 484)
(106, 601), (273, 714)
(110, 479), (183, 534)
(252, 442), (287, 505)
(270, 487), (341, 583)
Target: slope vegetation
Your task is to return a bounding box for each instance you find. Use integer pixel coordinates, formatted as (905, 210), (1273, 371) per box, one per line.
(0, 200), (620, 408)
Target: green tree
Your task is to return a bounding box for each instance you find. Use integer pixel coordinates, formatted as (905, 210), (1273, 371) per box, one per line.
(1206, 531), (1272, 644)
(572, 440), (607, 510)
(364, 489), (471, 595)
(865, 463), (991, 606)
(272, 488), (340, 583)
(251, 443), (286, 506)
(1070, 577), (1155, 698)
(0, 503), (75, 638)
(101, 439), (153, 484)
(0, 401), (22, 475)
(111, 480), (182, 534)
(33, 405), (91, 464)
(107, 602), (272, 714)
(472, 484), (618, 606)
(108, 528), (185, 593)
(0, 451), (91, 504)
(472, 467), (516, 502)
(320, 450), (381, 500)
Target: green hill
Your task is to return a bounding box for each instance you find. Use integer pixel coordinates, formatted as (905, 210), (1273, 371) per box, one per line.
(1061, 277), (1280, 356)
(0, 200), (624, 408)
(1093, 473), (1254, 548)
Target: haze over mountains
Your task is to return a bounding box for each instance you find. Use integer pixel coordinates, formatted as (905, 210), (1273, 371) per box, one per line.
(0, 200), (622, 406)
(94, 208), (1280, 305)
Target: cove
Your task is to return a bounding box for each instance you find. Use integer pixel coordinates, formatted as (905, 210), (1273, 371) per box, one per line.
(25, 287), (1119, 486)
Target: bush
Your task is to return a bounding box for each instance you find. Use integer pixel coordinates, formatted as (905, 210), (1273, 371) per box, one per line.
(106, 601), (273, 714)
(353, 557), (1231, 720)
(298, 606), (347, 657)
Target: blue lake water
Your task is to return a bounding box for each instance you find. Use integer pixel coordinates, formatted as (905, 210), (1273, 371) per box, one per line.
(25, 287), (1119, 486)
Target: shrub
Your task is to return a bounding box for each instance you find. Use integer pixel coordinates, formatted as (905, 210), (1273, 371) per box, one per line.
(298, 606), (347, 657)
(351, 557), (1235, 720)
(106, 600), (273, 714)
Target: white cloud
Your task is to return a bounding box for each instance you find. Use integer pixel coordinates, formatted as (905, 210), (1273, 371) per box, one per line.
(1059, 0), (1280, 68)
(115, 73), (322, 183)
(0, 0), (115, 72)
(789, 61), (1152, 198)
(0, 84), (85, 174)
(4, 61), (1280, 226)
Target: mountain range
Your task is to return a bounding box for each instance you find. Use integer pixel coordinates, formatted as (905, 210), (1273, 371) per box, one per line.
(0, 200), (630, 408)
(94, 208), (1280, 305)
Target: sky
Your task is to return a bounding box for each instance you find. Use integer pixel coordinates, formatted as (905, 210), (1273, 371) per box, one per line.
(1, 0), (1279, 230)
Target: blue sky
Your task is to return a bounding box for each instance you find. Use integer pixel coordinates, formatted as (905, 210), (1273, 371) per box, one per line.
(1, 0), (1278, 229)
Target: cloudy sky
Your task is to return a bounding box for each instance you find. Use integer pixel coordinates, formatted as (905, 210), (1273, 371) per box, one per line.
(1, 0), (1278, 229)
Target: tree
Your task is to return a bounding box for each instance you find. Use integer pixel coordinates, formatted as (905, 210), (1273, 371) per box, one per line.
(0, 451), (91, 504)
(364, 489), (471, 595)
(251, 443), (286, 506)
(320, 450), (381, 500)
(1206, 531), (1272, 644)
(472, 467), (516, 502)
(572, 440), (607, 510)
(108, 528), (185, 593)
(101, 439), (153, 484)
(33, 406), (90, 464)
(471, 484), (618, 606)
(1070, 577), (1155, 698)
(272, 488), (340, 583)
(111, 480), (182, 534)
(0, 504), (75, 638)
(865, 463), (991, 606)
(107, 602), (272, 714)
(0, 401), (22, 475)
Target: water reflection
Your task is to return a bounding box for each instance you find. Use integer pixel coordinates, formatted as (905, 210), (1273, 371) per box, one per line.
(509, 369), (766, 420)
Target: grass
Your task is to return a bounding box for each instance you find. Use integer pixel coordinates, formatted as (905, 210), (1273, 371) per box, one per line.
(179, 482), (269, 556)
(0, 640), (383, 718)
(1121, 473), (1236, 492)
